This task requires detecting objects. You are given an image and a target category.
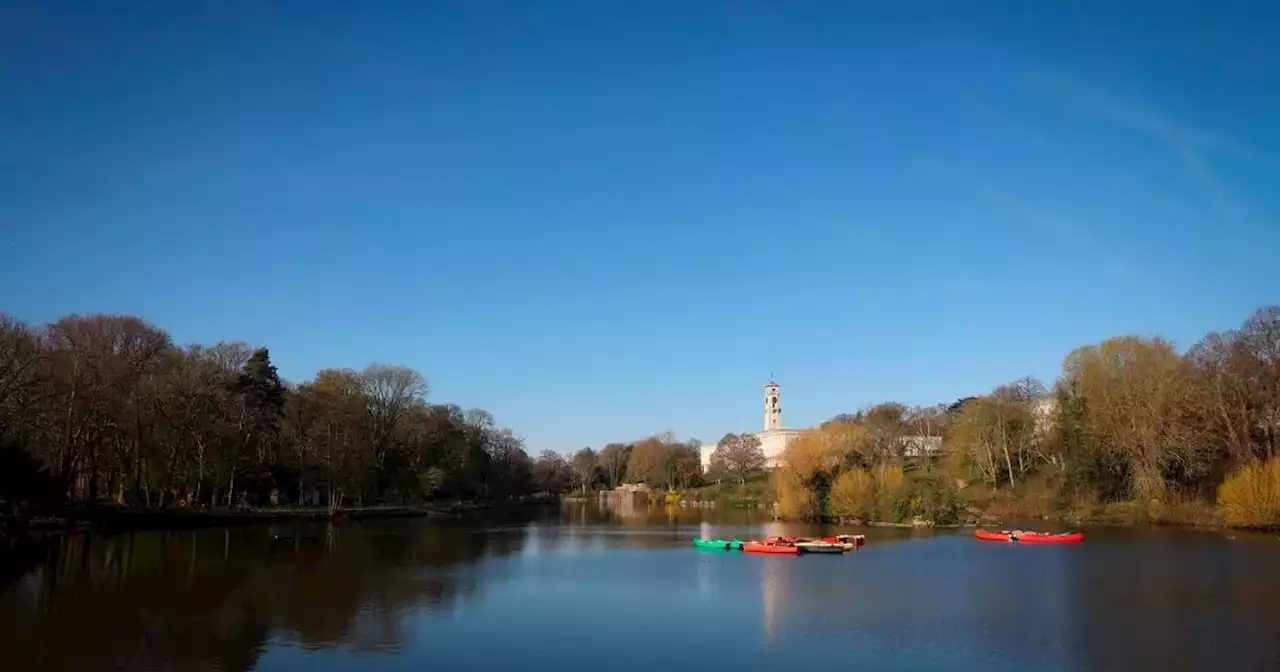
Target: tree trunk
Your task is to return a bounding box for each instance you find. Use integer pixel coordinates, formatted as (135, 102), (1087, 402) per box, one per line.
(88, 446), (100, 502)
(195, 437), (205, 506)
(1002, 439), (1016, 489)
(60, 362), (79, 496)
(132, 388), (143, 507)
(162, 441), (180, 508)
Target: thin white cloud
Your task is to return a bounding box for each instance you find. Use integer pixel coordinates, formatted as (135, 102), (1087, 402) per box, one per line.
(914, 155), (1139, 282)
(995, 53), (1278, 249)
(1012, 59), (1279, 166)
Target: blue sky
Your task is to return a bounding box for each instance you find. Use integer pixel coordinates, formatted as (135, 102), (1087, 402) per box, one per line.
(3, 1), (1278, 453)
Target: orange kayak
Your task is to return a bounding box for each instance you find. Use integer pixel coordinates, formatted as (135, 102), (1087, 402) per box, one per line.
(743, 541), (800, 555)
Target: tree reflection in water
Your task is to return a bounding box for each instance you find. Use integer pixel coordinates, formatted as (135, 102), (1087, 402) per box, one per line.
(9, 509), (1276, 671)
(0, 518), (530, 671)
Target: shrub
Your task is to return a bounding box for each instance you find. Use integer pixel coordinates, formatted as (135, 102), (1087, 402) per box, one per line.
(829, 469), (875, 520)
(886, 471), (962, 525)
(913, 472), (962, 525)
(773, 469), (818, 520)
(891, 495), (915, 523)
(1219, 458), (1280, 528)
(875, 464), (904, 520)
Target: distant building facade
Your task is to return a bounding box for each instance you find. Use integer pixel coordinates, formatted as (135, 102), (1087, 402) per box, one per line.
(700, 380), (801, 472)
(899, 435), (944, 458)
(1033, 397), (1057, 435)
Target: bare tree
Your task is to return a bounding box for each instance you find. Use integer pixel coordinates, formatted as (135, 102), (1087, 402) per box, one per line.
(1240, 307), (1280, 459)
(0, 315), (45, 446)
(599, 443), (629, 488)
(710, 433), (765, 485)
(864, 402), (908, 463)
(1063, 337), (1196, 500)
(663, 442), (701, 491)
(625, 436), (668, 486)
(570, 447), (598, 493)
(905, 404), (947, 466)
(1188, 330), (1262, 464)
(360, 364), (427, 478)
(532, 450), (572, 494)
(205, 341), (254, 376)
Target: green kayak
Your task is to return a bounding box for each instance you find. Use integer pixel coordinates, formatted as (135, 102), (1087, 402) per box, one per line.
(693, 538), (744, 550)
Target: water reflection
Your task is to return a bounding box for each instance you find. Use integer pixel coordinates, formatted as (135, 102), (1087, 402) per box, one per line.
(0, 504), (773, 671)
(3, 508), (1279, 672)
(760, 554), (784, 645)
(1061, 528), (1280, 670)
(0, 517), (533, 671)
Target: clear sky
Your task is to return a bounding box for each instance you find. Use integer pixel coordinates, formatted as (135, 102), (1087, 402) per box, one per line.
(3, 1), (1278, 453)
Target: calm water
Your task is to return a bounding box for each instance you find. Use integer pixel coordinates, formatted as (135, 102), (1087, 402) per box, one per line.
(2, 504), (1279, 671)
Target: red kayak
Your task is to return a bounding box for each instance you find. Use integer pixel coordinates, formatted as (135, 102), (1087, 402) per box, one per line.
(1019, 531), (1083, 544)
(975, 529), (1083, 543)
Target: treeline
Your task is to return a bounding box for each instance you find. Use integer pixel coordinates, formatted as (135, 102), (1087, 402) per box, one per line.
(553, 432), (704, 494)
(773, 305), (1280, 528)
(0, 313), (562, 513)
(953, 305), (1278, 526)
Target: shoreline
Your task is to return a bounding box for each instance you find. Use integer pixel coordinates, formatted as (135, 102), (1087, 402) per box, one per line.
(1, 499), (557, 537)
(720, 500), (1274, 532)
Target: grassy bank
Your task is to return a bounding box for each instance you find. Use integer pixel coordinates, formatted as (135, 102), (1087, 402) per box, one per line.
(682, 473), (772, 507)
(958, 482), (1223, 528)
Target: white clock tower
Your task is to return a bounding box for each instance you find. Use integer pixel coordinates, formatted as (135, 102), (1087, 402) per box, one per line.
(764, 380), (781, 431)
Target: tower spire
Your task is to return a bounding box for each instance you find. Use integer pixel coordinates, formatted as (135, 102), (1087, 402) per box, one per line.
(763, 379), (782, 431)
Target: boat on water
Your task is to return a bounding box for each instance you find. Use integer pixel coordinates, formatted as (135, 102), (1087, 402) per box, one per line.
(743, 536), (853, 555)
(1018, 531), (1084, 544)
(794, 541), (846, 554)
(743, 539), (800, 555)
(975, 529), (1084, 543)
(693, 538), (744, 550)
(821, 534), (866, 550)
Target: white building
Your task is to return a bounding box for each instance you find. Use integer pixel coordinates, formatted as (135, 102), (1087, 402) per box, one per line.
(899, 435), (944, 458)
(700, 380), (801, 472)
(1033, 397), (1056, 428)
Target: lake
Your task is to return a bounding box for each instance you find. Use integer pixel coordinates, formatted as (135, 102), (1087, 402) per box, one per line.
(2, 504), (1279, 671)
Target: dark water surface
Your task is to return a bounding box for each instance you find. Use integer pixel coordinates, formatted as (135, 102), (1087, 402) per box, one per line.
(2, 504), (1279, 671)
